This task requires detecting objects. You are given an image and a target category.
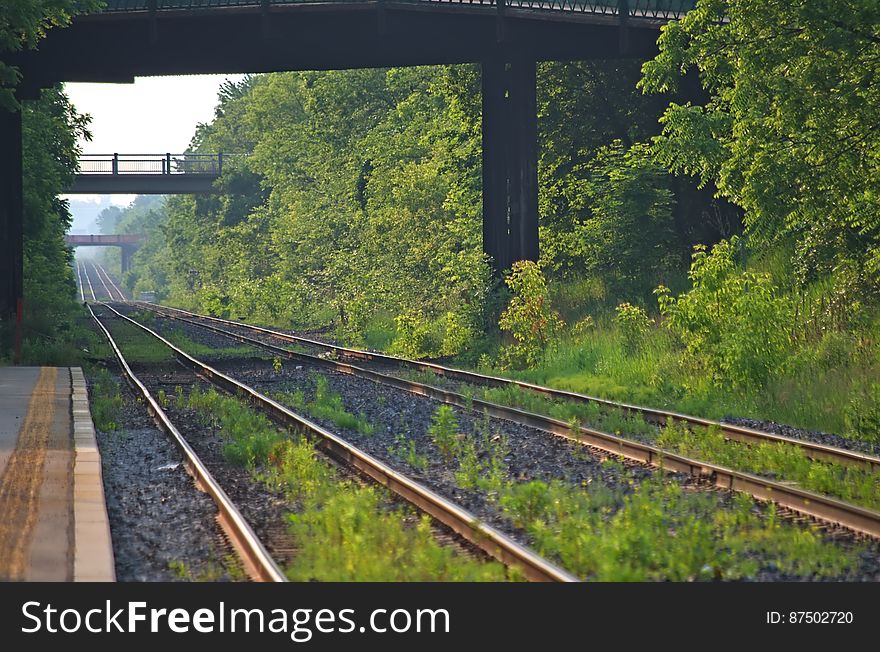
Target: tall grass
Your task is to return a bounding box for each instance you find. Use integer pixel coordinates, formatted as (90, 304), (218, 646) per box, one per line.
(494, 317), (880, 441)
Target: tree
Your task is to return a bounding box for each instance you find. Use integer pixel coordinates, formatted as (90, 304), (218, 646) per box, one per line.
(641, 0), (880, 296)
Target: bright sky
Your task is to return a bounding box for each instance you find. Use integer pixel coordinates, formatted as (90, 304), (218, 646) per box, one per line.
(62, 74), (243, 206)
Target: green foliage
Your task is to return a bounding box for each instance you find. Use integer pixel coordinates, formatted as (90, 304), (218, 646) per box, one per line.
(657, 421), (880, 510)
(613, 302), (653, 355)
(89, 367), (123, 432)
(388, 434), (428, 472)
(0, 1), (101, 109)
(2, 87), (92, 362)
(656, 237), (793, 389)
(427, 405), (460, 462)
(498, 477), (853, 581)
(544, 142), (681, 300)
(641, 0), (880, 297)
(185, 386), (509, 581)
(845, 383), (880, 446)
(278, 377), (374, 436)
(498, 261), (565, 369)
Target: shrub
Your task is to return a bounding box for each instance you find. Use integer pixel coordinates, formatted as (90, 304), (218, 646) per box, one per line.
(428, 405), (459, 461)
(656, 237), (793, 390)
(498, 261), (565, 369)
(392, 311), (441, 359)
(844, 383), (880, 446)
(614, 303), (653, 354)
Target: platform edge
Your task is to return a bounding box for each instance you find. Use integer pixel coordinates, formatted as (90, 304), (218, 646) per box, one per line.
(70, 367), (116, 582)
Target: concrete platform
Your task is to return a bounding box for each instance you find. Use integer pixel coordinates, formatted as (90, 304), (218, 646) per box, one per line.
(0, 367), (114, 581)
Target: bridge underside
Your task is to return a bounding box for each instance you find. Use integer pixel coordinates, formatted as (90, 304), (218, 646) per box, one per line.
(13, 5), (662, 87)
(68, 175), (219, 194)
(1, 3), (668, 322)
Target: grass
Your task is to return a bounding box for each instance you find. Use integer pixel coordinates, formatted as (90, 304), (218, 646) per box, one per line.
(276, 376), (375, 436)
(102, 319), (177, 363)
(184, 386), (514, 581)
(107, 314), (257, 362)
(657, 421), (880, 511)
(88, 366), (124, 431)
(167, 556), (247, 582)
(422, 404), (861, 581)
(501, 477), (855, 581)
(406, 367), (880, 511)
(388, 434), (429, 472)
(491, 322), (880, 443)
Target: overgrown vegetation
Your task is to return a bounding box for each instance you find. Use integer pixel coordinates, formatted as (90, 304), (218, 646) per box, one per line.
(94, 2), (879, 443)
(185, 387), (513, 581)
(403, 404), (859, 580)
(0, 1), (103, 363)
(278, 376), (375, 436)
(88, 366), (123, 432)
(656, 422), (880, 511)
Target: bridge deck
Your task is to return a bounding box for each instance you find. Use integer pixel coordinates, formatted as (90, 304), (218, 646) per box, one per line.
(68, 174), (218, 194)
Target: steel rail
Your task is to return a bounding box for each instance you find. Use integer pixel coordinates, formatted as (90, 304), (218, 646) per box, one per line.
(87, 303), (286, 582)
(82, 260), (97, 301)
(141, 302), (880, 474)
(95, 262), (127, 301)
(89, 260), (116, 300)
(75, 260), (85, 303)
(134, 302), (880, 539)
(100, 303), (578, 582)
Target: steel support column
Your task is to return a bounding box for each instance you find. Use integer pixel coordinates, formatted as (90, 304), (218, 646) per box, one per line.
(481, 57), (539, 277)
(481, 59), (510, 275)
(121, 246), (133, 274)
(507, 58), (539, 264)
(0, 108), (23, 349)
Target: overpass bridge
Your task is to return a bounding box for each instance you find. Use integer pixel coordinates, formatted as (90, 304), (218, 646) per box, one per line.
(66, 234), (146, 273)
(69, 153), (225, 194)
(1, 0), (696, 322)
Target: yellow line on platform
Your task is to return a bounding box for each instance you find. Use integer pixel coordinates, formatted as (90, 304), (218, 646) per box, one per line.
(0, 367), (58, 580)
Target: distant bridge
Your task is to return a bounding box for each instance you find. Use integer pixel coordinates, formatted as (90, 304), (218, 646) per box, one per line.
(66, 234), (145, 273)
(68, 153), (225, 194)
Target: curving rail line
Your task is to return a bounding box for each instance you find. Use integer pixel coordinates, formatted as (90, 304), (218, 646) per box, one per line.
(131, 302), (880, 539)
(97, 302), (579, 582)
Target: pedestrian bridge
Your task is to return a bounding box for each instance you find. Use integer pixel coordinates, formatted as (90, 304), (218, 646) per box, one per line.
(65, 234), (146, 272)
(68, 154), (225, 194)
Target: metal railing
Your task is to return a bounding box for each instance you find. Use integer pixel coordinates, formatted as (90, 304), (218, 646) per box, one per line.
(97, 0), (696, 21)
(78, 153), (225, 175)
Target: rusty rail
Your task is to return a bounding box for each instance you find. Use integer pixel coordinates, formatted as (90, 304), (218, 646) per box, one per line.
(136, 302), (880, 539)
(100, 303), (579, 582)
(88, 304), (287, 582)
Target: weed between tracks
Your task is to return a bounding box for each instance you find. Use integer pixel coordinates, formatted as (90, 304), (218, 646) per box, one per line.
(185, 387), (514, 581)
(280, 376), (375, 436)
(404, 405), (859, 580)
(403, 371), (880, 514)
(656, 422), (880, 511)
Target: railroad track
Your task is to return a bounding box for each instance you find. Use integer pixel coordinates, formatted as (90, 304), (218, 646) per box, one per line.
(93, 262), (127, 301)
(76, 260), (97, 301)
(88, 303), (285, 582)
(76, 260), (127, 302)
(130, 301), (880, 539)
(92, 302), (578, 582)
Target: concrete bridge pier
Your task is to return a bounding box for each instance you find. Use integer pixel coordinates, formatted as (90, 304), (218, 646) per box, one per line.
(481, 56), (539, 277)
